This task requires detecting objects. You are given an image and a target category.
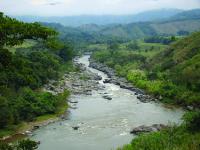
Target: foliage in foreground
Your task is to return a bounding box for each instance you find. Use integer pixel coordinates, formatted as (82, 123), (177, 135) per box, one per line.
(118, 111), (200, 150)
(0, 13), (74, 133)
(0, 139), (38, 150)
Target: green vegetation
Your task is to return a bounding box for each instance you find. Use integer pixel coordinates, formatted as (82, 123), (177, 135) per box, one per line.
(0, 139), (38, 150)
(91, 40), (167, 76)
(0, 13), (74, 138)
(42, 9), (200, 50)
(144, 36), (177, 45)
(91, 32), (200, 150)
(92, 32), (200, 107)
(118, 110), (200, 150)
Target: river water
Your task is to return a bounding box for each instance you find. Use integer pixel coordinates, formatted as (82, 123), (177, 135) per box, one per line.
(31, 55), (184, 150)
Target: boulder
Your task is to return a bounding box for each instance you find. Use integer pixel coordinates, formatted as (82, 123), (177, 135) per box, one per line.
(33, 125), (40, 130)
(103, 79), (112, 83)
(103, 95), (112, 100)
(69, 100), (78, 104)
(72, 126), (79, 130)
(130, 124), (167, 135)
(93, 75), (102, 80)
(137, 94), (153, 103)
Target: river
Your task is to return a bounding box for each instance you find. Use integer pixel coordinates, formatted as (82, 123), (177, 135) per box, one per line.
(31, 55), (184, 150)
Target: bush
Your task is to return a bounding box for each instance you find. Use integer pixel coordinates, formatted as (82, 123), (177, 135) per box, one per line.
(183, 111), (200, 131)
(119, 126), (200, 150)
(0, 96), (13, 128)
(0, 139), (38, 150)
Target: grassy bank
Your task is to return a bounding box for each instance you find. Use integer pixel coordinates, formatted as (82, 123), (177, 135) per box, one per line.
(118, 126), (200, 150)
(118, 110), (200, 150)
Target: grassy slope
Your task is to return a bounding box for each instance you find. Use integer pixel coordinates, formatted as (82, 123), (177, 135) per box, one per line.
(147, 32), (200, 106)
(93, 33), (200, 107)
(151, 19), (200, 35)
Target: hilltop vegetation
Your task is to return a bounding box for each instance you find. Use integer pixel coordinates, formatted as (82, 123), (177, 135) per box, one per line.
(0, 13), (74, 136)
(92, 32), (200, 107)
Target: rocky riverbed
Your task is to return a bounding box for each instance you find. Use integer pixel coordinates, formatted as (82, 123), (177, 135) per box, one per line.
(89, 59), (157, 103)
(43, 61), (104, 96)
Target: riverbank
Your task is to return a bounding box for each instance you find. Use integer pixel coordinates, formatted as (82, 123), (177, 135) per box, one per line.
(0, 59), (104, 143)
(0, 91), (69, 143)
(89, 57), (196, 110)
(89, 59), (159, 103)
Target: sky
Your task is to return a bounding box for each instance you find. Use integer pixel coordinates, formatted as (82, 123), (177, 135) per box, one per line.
(0, 0), (200, 16)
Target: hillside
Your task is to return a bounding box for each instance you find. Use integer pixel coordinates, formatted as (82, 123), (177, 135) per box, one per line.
(33, 9), (200, 47)
(91, 18), (200, 39)
(91, 32), (200, 107)
(42, 18), (200, 47)
(15, 9), (182, 26)
(117, 32), (200, 150)
(148, 32), (200, 100)
(170, 9), (200, 21)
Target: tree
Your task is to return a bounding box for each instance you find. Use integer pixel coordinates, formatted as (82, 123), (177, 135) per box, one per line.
(0, 96), (13, 128)
(0, 12), (57, 48)
(127, 40), (139, 50)
(17, 139), (38, 150)
(0, 139), (38, 150)
(0, 49), (12, 67)
(108, 43), (119, 55)
(59, 44), (74, 61)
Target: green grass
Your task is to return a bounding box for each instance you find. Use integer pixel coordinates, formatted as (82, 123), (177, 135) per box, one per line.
(87, 44), (107, 52)
(0, 129), (15, 138)
(118, 126), (200, 150)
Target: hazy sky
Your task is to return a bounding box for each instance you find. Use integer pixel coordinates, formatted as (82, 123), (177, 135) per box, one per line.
(0, 0), (200, 16)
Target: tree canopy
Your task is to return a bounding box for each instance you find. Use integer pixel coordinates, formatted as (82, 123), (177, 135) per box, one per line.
(0, 12), (57, 48)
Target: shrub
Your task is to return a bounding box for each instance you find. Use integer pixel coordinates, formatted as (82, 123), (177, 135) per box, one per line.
(183, 111), (200, 132)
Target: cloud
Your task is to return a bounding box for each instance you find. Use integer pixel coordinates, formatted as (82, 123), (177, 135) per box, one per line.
(30, 0), (64, 6)
(48, 2), (62, 6)
(0, 0), (200, 16)
(31, 0), (47, 5)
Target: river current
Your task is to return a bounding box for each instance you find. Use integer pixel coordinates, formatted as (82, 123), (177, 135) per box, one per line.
(31, 55), (184, 150)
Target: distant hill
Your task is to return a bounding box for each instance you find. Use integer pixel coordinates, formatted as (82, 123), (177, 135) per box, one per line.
(81, 9), (200, 40)
(170, 9), (200, 21)
(40, 9), (200, 45)
(15, 9), (182, 27)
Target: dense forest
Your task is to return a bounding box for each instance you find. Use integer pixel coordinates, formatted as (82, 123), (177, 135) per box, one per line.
(0, 13), (74, 137)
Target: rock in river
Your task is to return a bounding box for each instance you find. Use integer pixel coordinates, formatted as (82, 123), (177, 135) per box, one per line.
(103, 95), (112, 100)
(130, 124), (167, 135)
(72, 126), (80, 130)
